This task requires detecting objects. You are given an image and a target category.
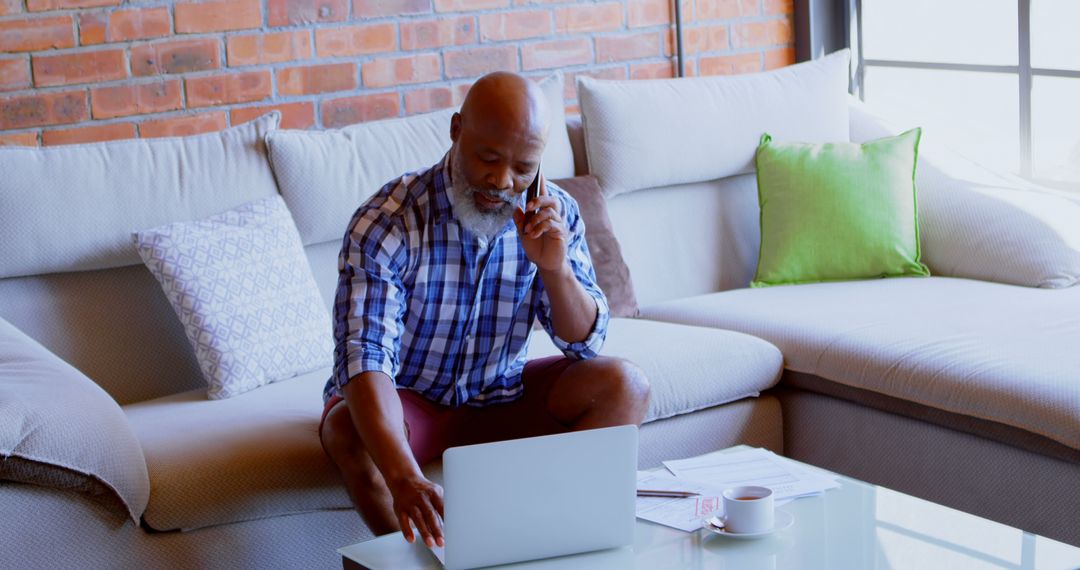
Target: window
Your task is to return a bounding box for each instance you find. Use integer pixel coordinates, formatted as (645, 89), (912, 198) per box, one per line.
(853, 0), (1080, 190)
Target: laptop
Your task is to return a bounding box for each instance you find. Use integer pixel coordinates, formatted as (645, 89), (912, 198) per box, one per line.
(436, 424), (638, 570)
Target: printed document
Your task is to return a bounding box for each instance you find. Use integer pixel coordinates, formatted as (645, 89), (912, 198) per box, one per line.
(635, 448), (840, 532)
(663, 448), (839, 502)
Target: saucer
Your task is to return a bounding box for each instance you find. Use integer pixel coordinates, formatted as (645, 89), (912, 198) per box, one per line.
(703, 510), (794, 539)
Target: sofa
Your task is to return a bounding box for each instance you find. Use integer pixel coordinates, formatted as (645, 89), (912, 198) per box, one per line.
(1, 56), (1077, 569)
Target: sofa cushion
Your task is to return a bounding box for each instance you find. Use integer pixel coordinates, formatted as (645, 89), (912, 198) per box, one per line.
(0, 112), (280, 279)
(526, 318), (783, 422)
(577, 50), (850, 198)
(641, 276), (1080, 451)
(0, 318), (149, 522)
(124, 368), (347, 531)
(133, 196), (333, 400)
(266, 73), (575, 246)
(552, 175), (639, 317)
(753, 128), (930, 287)
(850, 99), (1080, 289)
(606, 175), (762, 306)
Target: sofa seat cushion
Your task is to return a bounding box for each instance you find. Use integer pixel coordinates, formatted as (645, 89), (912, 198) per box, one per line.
(526, 318), (783, 422)
(123, 368), (348, 531)
(641, 276), (1080, 451)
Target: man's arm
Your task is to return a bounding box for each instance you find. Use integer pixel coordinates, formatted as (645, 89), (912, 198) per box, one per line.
(342, 372), (444, 547)
(515, 180), (610, 356)
(537, 262), (597, 343)
(331, 207), (444, 547)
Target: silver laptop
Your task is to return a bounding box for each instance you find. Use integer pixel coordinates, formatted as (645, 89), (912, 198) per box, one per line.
(437, 425), (638, 570)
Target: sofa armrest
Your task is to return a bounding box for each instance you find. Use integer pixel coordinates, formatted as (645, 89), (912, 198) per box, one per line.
(0, 317), (149, 522)
(849, 96), (1080, 289)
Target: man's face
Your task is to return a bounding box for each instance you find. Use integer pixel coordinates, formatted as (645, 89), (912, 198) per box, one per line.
(448, 112), (546, 237)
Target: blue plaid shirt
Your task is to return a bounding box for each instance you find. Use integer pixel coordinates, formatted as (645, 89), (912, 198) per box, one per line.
(323, 154), (609, 407)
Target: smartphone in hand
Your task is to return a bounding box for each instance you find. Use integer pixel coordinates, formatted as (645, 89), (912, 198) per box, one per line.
(525, 161), (542, 222)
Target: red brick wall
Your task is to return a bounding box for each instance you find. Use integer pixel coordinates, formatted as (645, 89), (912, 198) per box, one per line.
(0, 0), (793, 146)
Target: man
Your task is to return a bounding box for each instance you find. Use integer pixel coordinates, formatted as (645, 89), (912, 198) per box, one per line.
(319, 72), (651, 549)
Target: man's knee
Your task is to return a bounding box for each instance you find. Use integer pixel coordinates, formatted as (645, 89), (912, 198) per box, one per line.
(322, 406), (369, 461)
(599, 357), (650, 406)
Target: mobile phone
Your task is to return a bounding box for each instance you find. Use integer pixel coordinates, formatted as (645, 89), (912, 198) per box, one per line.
(525, 161), (542, 220)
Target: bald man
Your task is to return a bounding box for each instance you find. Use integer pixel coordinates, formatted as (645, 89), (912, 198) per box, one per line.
(319, 72), (651, 548)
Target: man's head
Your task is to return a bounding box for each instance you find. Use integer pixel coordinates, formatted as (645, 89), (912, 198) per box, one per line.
(448, 72), (550, 238)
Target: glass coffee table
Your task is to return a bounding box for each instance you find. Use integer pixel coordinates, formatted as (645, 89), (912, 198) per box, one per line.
(339, 446), (1080, 569)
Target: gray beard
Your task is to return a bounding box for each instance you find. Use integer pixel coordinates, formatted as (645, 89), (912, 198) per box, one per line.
(447, 148), (519, 239)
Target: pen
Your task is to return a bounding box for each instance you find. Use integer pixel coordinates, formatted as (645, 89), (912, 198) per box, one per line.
(636, 489), (701, 498)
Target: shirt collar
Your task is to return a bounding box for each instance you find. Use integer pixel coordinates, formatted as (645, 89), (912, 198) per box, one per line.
(431, 152), (454, 226)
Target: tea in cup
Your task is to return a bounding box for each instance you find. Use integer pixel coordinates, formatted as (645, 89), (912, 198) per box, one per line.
(721, 486), (774, 534)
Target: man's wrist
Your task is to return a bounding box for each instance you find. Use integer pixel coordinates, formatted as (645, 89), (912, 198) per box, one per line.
(382, 461), (424, 486)
(538, 260), (573, 284)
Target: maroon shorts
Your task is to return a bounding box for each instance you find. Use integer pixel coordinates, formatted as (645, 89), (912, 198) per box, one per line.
(320, 356), (575, 466)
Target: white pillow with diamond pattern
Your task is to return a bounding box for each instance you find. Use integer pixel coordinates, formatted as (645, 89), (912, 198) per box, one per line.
(133, 195), (332, 399)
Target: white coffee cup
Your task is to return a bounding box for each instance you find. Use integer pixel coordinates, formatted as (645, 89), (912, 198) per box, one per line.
(721, 486), (774, 534)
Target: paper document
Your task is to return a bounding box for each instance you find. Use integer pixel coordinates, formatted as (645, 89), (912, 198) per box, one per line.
(663, 448), (839, 502)
(635, 471), (729, 532)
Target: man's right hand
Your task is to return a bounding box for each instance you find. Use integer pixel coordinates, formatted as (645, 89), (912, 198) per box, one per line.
(388, 475), (445, 547)
(342, 372), (445, 548)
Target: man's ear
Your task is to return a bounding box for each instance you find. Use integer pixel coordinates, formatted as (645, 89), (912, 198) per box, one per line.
(450, 112), (461, 143)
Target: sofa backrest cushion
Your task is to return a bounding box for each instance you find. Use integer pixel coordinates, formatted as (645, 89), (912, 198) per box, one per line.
(0, 240), (342, 406)
(850, 99), (1080, 289)
(0, 317), (150, 522)
(0, 112), (280, 280)
(607, 175), (762, 306)
(578, 50), (850, 198)
(267, 73), (575, 246)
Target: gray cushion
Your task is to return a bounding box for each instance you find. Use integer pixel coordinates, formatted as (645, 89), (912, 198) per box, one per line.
(0, 112), (280, 279)
(0, 318), (149, 522)
(551, 175), (639, 318)
(526, 318), (783, 422)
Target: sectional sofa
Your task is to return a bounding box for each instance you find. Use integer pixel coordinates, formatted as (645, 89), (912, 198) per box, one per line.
(1, 55), (1077, 569)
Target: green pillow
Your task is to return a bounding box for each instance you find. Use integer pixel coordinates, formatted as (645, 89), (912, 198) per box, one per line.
(752, 128), (931, 287)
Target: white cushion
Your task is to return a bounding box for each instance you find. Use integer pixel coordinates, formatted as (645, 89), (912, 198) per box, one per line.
(0, 318), (149, 522)
(123, 368), (346, 531)
(850, 99), (1080, 289)
(132, 196), (333, 400)
(578, 50), (850, 197)
(266, 73), (575, 246)
(0, 112), (280, 279)
(607, 175), (761, 306)
(642, 277), (1080, 451)
(526, 318), (782, 422)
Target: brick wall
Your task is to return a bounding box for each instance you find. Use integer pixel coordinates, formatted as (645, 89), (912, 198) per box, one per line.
(0, 0), (793, 146)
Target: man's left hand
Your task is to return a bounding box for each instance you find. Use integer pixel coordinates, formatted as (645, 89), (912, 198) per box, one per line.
(513, 176), (569, 273)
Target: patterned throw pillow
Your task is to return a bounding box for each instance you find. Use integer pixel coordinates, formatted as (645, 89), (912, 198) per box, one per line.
(133, 196), (332, 399)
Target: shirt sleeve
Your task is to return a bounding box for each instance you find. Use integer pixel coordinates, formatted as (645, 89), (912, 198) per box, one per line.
(331, 208), (409, 392)
(534, 188), (610, 360)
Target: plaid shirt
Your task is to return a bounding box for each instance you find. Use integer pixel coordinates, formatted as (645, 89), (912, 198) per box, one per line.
(324, 154), (609, 407)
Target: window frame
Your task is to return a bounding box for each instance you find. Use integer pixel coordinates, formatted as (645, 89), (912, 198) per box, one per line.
(850, 0), (1080, 191)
